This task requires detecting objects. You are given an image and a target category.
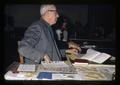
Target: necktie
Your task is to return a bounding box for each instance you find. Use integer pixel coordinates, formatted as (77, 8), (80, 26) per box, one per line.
(48, 26), (62, 60)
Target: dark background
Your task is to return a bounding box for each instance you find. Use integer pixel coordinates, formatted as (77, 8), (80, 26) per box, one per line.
(2, 3), (118, 84)
(4, 4), (116, 69)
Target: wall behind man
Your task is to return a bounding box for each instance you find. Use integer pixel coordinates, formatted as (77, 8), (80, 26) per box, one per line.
(5, 4), (88, 28)
(57, 5), (88, 26)
(5, 4), (115, 38)
(5, 4), (40, 27)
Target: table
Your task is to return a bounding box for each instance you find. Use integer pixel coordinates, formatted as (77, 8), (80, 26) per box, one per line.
(4, 61), (115, 81)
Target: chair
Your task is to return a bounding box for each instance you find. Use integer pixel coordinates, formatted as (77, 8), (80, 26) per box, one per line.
(19, 54), (24, 64)
(18, 41), (24, 64)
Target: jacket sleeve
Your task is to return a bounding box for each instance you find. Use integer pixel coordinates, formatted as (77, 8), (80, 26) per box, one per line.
(18, 24), (45, 63)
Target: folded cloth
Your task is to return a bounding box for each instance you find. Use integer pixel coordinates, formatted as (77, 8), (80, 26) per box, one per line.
(37, 72), (52, 79)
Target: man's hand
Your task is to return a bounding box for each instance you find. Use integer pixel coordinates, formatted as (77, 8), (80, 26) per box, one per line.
(66, 49), (79, 55)
(43, 54), (52, 63)
(68, 41), (81, 52)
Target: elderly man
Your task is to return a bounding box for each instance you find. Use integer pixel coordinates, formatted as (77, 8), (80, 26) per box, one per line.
(18, 4), (80, 64)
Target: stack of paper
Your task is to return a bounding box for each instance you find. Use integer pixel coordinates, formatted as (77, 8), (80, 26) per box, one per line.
(17, 64), (36, 72)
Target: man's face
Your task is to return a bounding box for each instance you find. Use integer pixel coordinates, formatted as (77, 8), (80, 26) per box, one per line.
(47, 8), (59, 25)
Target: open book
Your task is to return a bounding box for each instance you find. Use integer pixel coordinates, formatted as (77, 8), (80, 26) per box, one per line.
(80, 49), (111, 63)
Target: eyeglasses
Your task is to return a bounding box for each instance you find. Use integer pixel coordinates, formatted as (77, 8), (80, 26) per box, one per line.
(48, 10), (58, 14)
(48, 10), (57, 12)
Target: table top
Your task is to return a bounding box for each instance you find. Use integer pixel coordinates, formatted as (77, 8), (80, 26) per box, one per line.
(4, 61), (115, 81)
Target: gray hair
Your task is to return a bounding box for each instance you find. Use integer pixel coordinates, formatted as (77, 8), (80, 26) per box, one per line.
(40, 4), (56, 15)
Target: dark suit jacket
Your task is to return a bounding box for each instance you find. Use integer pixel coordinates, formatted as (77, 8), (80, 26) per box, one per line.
(18, 18), (64, 63)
